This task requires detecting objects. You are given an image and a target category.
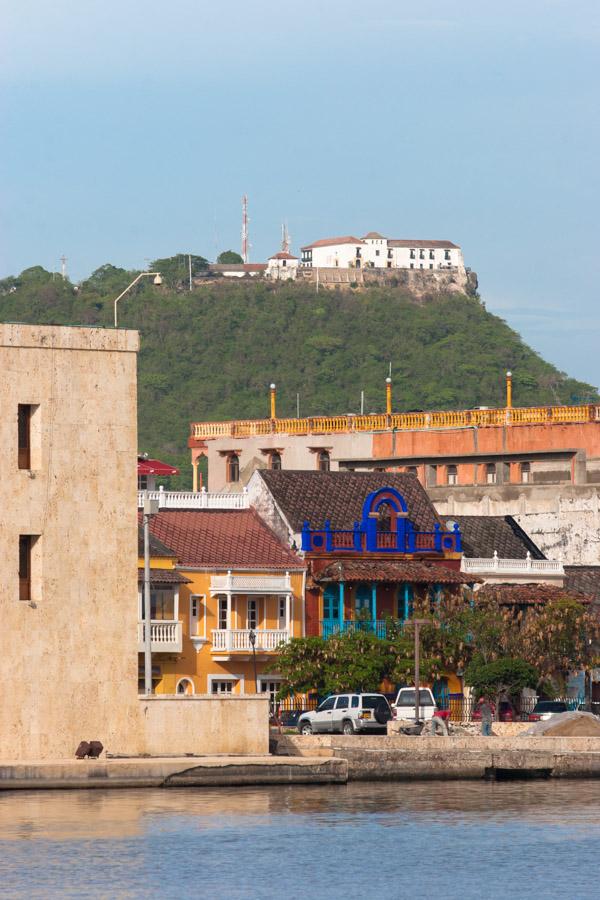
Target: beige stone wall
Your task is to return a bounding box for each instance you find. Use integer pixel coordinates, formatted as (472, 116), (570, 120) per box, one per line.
(0, 324), (142, 760)
(138, 695), (269, 756)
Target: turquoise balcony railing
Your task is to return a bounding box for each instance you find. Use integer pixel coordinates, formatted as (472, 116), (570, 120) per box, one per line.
(321, 619), (392, 639)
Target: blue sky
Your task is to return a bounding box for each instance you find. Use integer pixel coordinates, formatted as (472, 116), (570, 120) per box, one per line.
(2, 0), (599, 385)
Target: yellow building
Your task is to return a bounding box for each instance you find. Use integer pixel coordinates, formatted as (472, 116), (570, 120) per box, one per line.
(137, 508), (305, 704)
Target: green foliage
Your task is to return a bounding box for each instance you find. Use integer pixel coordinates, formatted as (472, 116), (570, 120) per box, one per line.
(217, 250), (243, 264)
(465, 657), (539, 700)
(149, 254), (208, 289)
(0, 270), (596, 489)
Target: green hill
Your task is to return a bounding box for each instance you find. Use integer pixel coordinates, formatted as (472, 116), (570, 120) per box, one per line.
(1, 263), (596, 488)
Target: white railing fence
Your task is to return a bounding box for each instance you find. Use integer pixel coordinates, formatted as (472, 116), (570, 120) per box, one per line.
(210, 573), (292, 594)
(211, 629), (289, 652)
(137, 620), (183, 652)
(137, 487), (249, 510)
(462, 552), (563, 575)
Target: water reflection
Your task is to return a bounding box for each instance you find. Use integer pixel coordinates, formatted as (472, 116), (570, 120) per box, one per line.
(1, 782), (599, 898)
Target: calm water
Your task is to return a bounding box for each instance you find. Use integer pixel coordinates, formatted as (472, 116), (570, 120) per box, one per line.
(1, 781), (599, 899)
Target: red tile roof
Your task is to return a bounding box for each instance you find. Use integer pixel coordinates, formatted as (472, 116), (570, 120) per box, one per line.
(316, 559), (475, 585)
(145, 509), (304, 570)
(269, 252), (298, 260)
(362, 231), (385, 239)
(301, 236), (366, 250)
(477, 583), (592, 606)
(137, 568), (191, 585)
(137, 456), (179, 476)
(388, 239), (459, 249)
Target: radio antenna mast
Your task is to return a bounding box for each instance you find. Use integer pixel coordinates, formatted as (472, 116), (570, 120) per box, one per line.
(241, 195), (249, 263)
(60, 255), (67, 281)
(281, 222), (291, 253)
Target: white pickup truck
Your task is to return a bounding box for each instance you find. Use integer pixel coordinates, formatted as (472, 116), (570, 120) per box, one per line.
(391, 687), (438, 721)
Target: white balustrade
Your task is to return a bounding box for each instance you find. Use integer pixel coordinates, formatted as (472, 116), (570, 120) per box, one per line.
(462, 553), (563, 575)
(211, 629), (289, 652)
(137, 487), (249, 510)
(137, 620), (183, 653)
(210, 572), (292, 594)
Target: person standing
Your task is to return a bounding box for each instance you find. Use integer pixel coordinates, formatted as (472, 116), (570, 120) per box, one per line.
(479, 697), (493, 736)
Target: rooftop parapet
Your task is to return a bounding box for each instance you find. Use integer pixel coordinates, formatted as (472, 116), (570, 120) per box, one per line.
(190, 404), (600, 442)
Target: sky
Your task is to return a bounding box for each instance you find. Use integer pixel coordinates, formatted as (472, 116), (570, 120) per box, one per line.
(1, 0), (599, 386)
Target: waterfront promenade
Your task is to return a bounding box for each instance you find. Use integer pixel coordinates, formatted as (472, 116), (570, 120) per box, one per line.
(6, 735), (600, 790)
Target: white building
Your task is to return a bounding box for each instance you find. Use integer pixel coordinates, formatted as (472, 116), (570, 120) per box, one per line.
(300, 231), (464, 272)
(265, 251), (299, 281)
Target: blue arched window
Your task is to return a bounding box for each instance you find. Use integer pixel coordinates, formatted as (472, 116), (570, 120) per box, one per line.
(397, 583), (414, 622)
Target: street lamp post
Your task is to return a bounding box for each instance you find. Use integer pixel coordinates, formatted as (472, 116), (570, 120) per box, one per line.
(143, 492), (159, 696)
(113, 272), (163, 327)
(410, 618), (431, 723)
(249, 628), (258, 693)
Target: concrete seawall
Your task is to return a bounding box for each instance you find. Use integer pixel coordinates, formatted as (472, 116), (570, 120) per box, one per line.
(274, 735), (600, 780)
(0, 756), (348, 791)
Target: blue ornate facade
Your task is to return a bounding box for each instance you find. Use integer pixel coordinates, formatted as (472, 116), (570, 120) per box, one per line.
(301, 486), (461, 555)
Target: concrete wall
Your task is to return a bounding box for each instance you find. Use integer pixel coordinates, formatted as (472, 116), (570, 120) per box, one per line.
(0, 324), (141, 761)
(139, 695), (269, 756)
(199, 431), (373, 493)
(0, 324), (269, 762)
(434, 484), (600, 564)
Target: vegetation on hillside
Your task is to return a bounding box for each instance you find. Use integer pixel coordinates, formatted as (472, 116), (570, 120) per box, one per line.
(1, 260), (596, 488)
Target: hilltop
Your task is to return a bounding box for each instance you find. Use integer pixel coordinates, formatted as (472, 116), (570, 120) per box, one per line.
(1, 262), (596, 488)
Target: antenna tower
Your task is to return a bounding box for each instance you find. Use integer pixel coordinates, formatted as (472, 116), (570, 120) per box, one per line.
(241, 195), (249, 263)
(281, 222), (291, 254)
(60, 255), (67, 281)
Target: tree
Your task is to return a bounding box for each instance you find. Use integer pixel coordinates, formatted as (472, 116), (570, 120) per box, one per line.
(217, 250), (243, 265)
(465, 656), (539, 718)
(518, 598), (600, 692)
(149, 254), (208, 289)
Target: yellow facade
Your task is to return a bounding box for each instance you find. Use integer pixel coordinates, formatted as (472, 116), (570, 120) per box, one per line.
(138, 549), (304, 699)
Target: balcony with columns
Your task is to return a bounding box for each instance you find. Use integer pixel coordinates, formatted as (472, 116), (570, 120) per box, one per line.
(210, 571), (294, 657)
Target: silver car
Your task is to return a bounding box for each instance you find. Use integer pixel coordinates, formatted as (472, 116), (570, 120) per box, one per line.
(298, 693), (392, 735)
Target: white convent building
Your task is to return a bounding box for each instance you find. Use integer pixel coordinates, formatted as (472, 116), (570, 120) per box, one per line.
(300, 231), (465, 272)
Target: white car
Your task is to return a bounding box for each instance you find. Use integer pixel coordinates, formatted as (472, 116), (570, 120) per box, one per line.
(298, 693), (392, 735)
(392, 687), (438, 721)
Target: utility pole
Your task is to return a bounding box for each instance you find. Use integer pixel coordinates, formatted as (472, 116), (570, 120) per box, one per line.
(241, 195), (249, 263)
(411, 619), (431, 722)
(296, 393), (300, 418)
(143, 492), (159, 696)
(188, 254), (192, 291)
(361, 391), (365, 415)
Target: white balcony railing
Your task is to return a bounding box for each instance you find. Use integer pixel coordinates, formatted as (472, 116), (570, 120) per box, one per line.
(210, 572), (292, 595)
(137, 620), (183, 653)
(462, 552), (563, 576)
(137, 487), (249, 510)
(211, 629), (289, 652)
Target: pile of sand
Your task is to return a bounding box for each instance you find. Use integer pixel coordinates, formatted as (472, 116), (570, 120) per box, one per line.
(524, 711), (600, 737)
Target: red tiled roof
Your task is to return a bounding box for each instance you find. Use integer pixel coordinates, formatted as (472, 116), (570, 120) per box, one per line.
(477, 583), (592, 606)
(137, 456), (179, 476)
(269, 252), (298, 260)
(387, 239), (459, 249)
(301, 236), (366, 250)
(362, 231), (385, 239)
(144, 509), (304, 570)
(137, 568), (191, 585)
(316, 559), (475, 585)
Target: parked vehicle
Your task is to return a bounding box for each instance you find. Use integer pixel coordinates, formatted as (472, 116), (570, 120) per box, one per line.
(528, 700), (568, 722)
(269, 708), (308, 729)
(297, 693), (392, 735)
(391, 687), (437, 721)
(472, 700), (516, 722)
